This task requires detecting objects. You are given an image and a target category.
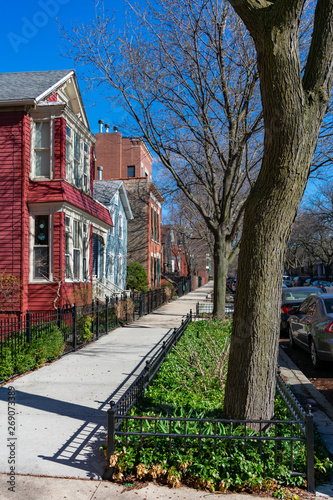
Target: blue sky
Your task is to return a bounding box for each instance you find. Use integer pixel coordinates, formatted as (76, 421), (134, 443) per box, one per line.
(2, 0), (125, 135)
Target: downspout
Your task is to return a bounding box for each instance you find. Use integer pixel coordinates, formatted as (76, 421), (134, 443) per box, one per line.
(20, 116), (27, 315)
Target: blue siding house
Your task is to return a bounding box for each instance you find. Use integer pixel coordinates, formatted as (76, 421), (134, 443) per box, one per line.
(93, 180), (133, 295)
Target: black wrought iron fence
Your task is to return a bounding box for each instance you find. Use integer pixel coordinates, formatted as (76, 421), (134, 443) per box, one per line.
(106, 315), (315, 492)
(0, 288), (170, 376)
(195, 301), (234, 316)
(177, 277), (192, 297)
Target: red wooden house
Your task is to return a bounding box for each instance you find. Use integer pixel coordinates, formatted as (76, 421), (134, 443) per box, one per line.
(0, 70), (112, 315)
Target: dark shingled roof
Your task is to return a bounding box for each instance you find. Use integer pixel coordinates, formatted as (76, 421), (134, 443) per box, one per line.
(0, 70), (73, 102)
(93, 180), (123, 206)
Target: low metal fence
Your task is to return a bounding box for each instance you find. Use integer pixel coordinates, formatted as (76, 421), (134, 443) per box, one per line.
(195, 301), (234, 316)
(177, 278), (192, 297)
(0, 288), (170, 378)
(106, 317), (315, 491)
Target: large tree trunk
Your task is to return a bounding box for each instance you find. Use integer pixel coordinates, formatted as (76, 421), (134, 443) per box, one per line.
(213, 231), (230, 319)
(224, 1), (333, 420)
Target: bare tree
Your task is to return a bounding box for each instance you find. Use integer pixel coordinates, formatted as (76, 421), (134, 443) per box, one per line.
(287, 186), (333, 279)
(224, 0), (333, 420)
(61, 0), (263, 318)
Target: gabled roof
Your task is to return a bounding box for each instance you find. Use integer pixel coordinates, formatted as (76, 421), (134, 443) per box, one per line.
(0, 69), (90, 128)
(0, 70), (73, 103)
(94, 180), (133, 221)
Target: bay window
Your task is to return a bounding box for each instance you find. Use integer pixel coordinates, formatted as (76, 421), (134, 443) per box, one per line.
(65, 123), (91, 194)
(65, 214), (89, 282)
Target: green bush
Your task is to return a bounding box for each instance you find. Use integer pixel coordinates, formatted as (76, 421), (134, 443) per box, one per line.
(126, 262), (148, 292)
(0, 324), (65, 381)
(77, 315), (93, 341)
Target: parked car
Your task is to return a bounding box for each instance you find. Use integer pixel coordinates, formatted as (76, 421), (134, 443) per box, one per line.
(311, 280), (330, 291)
(303, 278), (313, 286)
(291, 276), (310, 287)
(283, 275), (293, 287)
(281, 286), (324, 334)
(226, 277), (236, 293)
(288, 293), (333, 368)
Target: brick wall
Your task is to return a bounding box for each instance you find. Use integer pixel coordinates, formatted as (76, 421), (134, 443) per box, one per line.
(95, 132), (153, 180)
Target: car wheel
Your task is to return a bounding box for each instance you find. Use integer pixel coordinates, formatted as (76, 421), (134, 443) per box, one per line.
(289, 325), (296, 348)
(310, 339), (320, 369)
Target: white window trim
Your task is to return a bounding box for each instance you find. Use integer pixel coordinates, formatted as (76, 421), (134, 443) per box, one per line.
(64, 211), (90, 283)
(109, 207), (115, 236)
(29, 211), (53, 282)
(118, 255), (123, 286)
(108, 252), (115, 283)
(118, 213), (123, 240)
(30, 117), (54, 180)
(65, 122), (91, 194)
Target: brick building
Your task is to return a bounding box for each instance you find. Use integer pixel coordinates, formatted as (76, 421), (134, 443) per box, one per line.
(95, 126), (164, 289)
(0, 70), (112, 314)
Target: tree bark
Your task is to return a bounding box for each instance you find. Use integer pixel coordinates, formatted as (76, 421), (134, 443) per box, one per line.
(224, 0), (333, 420)
(213, 231), (230, 319)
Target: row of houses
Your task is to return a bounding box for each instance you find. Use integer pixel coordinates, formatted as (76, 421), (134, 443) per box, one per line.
(0, 69), (209, 316)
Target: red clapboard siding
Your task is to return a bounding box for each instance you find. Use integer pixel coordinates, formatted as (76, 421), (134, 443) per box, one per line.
(54, 118), (66, 179)
(0, 112), (24, 283)
(28, 284), (59, 311)
(47, 93), (57, 102)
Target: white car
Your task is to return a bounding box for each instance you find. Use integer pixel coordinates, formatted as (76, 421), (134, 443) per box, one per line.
(283, 275), (293, 287)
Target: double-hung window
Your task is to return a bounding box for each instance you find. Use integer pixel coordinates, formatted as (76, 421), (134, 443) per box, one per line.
(110, 207), (115, 236)
(118, 213), (123, 240)
(108, 253), (114, 282)
(65, 215), (89, 282)
(118, 255), (123, 286)
(33, 215), (49, 279)
(74, 133), (81, 189)
(83, 143), (89, 192)
(65, 216), (71, 279)
(73, 219), (81, 280)
(83, 223), (88, 280)
(65, 124), (90, 193)
(34, 121), (51, 177)
(66, 126), (72, 182)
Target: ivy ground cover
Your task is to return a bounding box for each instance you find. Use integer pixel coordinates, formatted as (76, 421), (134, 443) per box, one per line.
(107, 319), (332, 495)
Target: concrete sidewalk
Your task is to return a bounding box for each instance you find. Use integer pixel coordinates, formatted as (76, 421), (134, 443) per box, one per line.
(0, 282), (322, 499)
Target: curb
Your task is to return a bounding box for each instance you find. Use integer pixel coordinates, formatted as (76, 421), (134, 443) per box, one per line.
(279, 347), (333, 499)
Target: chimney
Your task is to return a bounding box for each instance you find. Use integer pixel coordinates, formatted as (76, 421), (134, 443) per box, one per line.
(105, 123), (110, 133)
(97, 166), (103, 180)
(98, 119), (104, 133)
(113, 125), (118, 132)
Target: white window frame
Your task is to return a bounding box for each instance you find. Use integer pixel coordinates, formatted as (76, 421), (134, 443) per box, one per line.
(118, 213), (123, 240)
(29, 211), (53, 282)
(66, 126), (73, 183)
(31, 118), (54, 180)
(64, 212), (90, 283)
(118, 255), (123, 286)
(108, 253), (115, 283)
(65, 122), (91, 194)
(109, 207), (115, 236)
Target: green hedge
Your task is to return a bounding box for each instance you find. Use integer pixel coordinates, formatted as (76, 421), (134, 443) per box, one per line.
(0, 324), (65, 381)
